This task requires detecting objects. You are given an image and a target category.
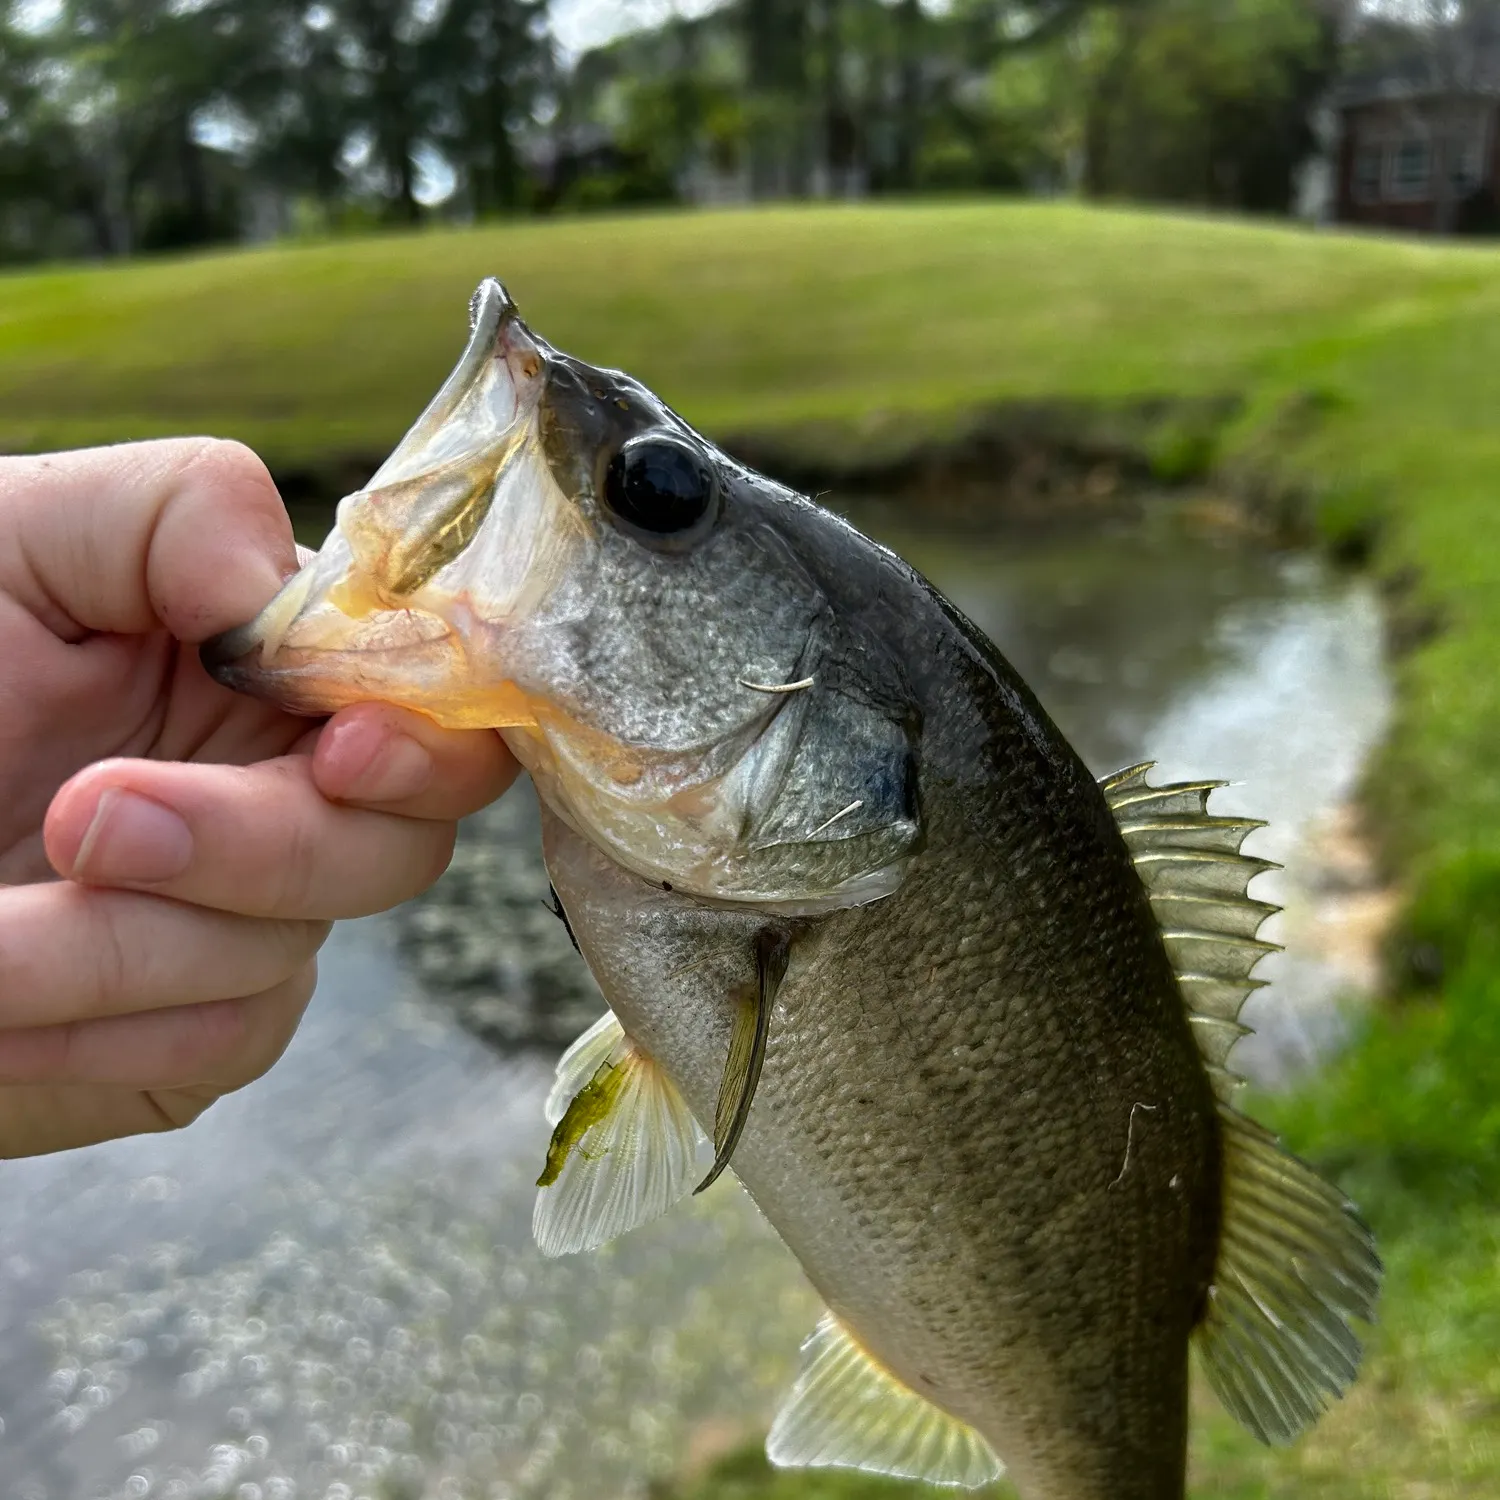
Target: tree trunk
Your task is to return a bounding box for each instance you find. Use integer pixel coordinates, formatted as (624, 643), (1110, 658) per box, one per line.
(1082, 11), (1145, 199)
(743, 0), (779, 197)
(818, 0), (857, 194)
(892, 0), (923, 190)
(486, 73), (521, 213)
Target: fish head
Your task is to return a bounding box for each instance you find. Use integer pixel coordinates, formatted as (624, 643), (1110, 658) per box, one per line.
(204, 279), (919, 911)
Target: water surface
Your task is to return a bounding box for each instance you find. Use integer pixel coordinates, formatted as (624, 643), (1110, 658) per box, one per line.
(0, 517), (1389, 1500)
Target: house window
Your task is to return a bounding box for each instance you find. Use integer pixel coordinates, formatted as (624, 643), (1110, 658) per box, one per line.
(1450, 137), (1484, 192)
(1353, 145), (1383, 202)
(1389, 138), (1432, 199)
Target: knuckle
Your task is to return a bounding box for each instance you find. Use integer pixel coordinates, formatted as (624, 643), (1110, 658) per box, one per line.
(144, 1086), (219, 1133)
(164, 998), (249, 1081)
(417, 824), (458, 893)
(219, 972), (314, 1089)
(89, 902), (134, 1016)
(270, 810), (322, 917)
(262, 918), (329, 982)
(178, 436), (273, 492)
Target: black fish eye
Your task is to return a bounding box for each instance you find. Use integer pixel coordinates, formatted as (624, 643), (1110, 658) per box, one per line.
(603, 434), (718, 542)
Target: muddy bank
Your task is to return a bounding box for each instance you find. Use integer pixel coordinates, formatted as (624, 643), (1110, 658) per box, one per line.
(725, 395), (1251, 532)
(276, 394), (1272, 542)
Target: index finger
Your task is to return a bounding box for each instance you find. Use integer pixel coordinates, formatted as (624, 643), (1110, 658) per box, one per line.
(0, 439), (296, 643)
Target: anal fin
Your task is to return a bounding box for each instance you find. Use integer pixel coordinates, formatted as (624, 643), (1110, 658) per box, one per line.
(767, 1314), (1005, 1490)
(533, 1010), (706, 1257)
(1195, 1107), (1382, 1444)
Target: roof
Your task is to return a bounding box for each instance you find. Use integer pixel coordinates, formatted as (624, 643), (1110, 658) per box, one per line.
(1335, 34), (1500, 109)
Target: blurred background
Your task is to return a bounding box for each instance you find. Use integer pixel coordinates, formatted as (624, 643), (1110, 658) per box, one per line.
(1, 3), (1499, 1499)
(5, 0), (1500, 253)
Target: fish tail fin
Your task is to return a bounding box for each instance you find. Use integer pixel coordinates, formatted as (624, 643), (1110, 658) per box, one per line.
(1195, 1106), (1382, 1444)
(768, 1314), (1005, 1490)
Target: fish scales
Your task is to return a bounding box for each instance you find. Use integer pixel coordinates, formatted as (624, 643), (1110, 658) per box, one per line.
(539, 521), (1222, 1499)
(205, 279), (1379, 1500)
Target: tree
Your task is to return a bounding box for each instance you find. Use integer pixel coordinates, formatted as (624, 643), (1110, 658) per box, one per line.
(1084, 0), (1333, 212)
(51, 0), (284, 253)
(233, 3), (357, 224)
(741, 0), (812, 196)
(424, 0), (553, 217)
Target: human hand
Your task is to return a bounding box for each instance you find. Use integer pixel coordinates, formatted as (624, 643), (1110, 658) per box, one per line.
(0, 440), (516, 1158)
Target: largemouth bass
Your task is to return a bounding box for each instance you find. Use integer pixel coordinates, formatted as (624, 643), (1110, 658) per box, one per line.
(204, 281), (1379, 1500)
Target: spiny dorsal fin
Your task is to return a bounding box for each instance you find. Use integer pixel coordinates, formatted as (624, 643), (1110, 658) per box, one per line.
(1102, 761), (1282, 1101)
(767, 1314), (1005, 1489)
(1196, 1107), (1382, 1444)
(533, 1010), (706, 1256)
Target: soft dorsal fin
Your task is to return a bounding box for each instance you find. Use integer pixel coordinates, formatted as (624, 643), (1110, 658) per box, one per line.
(1195, 1108), (1382, 1443)
(533, 1010), (706, 1257)
(767, 1314), (1005, 1489)
(1101, 761), (1281, 1101)
(1102, 764), (1382, 1443)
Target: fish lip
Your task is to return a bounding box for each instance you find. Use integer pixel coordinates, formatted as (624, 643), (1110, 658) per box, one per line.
(200, 623), (259, 684)
(202, 275), (549, 698)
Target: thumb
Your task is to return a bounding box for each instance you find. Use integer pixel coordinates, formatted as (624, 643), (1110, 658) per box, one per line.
(0, 439), (298, 643)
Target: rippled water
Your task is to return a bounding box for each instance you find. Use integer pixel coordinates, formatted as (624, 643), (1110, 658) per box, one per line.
(0, 516), (1389, 1500)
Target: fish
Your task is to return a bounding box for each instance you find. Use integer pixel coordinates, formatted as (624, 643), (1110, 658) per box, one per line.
(203, 280), (1380, 1500)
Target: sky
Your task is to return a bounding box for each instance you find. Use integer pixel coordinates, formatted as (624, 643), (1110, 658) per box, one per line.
(13, 0), (725, 51)
(549, 0), (723, 57)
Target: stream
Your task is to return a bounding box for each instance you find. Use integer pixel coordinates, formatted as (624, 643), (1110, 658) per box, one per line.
(0, 510), (1390, 1500)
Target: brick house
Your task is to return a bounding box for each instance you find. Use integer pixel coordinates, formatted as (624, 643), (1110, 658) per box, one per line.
(1334, 56), (1500, 234)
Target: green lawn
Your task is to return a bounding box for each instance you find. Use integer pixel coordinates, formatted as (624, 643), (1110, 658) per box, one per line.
(4, 201), (1499, 1496)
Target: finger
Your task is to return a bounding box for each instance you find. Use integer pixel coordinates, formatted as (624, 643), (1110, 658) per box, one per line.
(46, 754), (457, 920)
(0, 1084), (216, 1158)
(0, 438), (295, 642)
(0, 881), (325, 1028)
(0, 965), (315, 1090)
(312, 703), (518, 819)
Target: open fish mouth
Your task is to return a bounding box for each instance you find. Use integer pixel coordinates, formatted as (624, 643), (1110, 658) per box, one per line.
(204, 279), (920, 911)
(201, 278), (584, 729)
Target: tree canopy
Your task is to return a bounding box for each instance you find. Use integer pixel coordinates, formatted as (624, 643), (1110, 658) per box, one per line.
(0, 0), (1457, 263)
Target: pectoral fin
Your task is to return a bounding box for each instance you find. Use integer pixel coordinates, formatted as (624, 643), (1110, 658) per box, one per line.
(695, 927), (790, 1194)
(533, 1011), (705, 1257)
(767, 1315), (1004, 1489)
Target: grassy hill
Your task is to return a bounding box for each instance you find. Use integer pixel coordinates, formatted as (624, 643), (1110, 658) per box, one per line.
(0, 200), (1492, 465)
(4, 202), (1499, 1496)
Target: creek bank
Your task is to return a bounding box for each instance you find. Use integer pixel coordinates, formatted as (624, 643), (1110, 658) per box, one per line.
(277, 394), (1275, 542)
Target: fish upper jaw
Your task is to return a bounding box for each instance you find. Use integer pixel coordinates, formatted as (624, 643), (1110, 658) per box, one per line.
(200, 279), (576, 728)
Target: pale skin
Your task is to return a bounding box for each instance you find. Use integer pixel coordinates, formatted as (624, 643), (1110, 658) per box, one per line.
(0, 438), (518, 1158)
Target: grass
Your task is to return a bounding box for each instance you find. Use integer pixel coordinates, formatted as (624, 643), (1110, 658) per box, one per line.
(4, 201), (1499, 1496)
(0, 200), (1492, 464)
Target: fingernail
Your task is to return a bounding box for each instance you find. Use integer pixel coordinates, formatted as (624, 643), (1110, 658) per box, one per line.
(351, 734), (433, 802)
(71, 787), (194, 885)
